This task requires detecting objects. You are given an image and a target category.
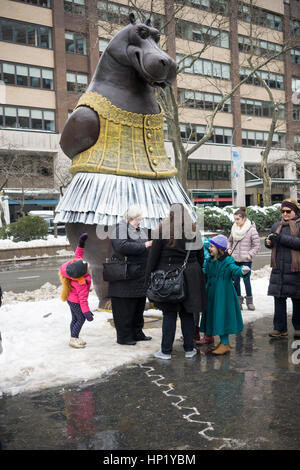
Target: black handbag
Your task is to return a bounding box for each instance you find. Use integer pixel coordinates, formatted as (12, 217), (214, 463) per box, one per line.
(103, 256), (141, 282)
(147, 250), (190, 303)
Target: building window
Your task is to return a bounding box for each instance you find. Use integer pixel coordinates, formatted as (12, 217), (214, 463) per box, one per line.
(241, 98), (285, 119)
(240, 67), (284, 90)
(245, 164), (284, 180)
(179, 124), (232, 145)
(0, 19), (52, 48)
(291, 49), (300, 64)
(97, 1), (165, 30)
(187, 161), (231, 181)
(238, 35), (283, 60)
(291, 19), (300, 36)
(294, 135), (300, 151)
(242, 130), (285, 148)
(0, 105), (55, 131)
(293, 106), (300, 122)
(65, 31), (87, 55)
(99, 37), (109, 53)
(0, 62), (54, 90)
(12, 0), (51, 8)
(179, 89), (231, 112)
(176, 21), (229, 49)
(292, 77), (300, 92)
(238, 2), (282, 31)
(177, 54), (230, 80)
(64, 0), (85, 16)
(176, 0), (228, 16)
(66, 71), (88, 93)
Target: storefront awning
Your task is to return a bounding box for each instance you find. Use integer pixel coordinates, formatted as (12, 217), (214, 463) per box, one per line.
(246, 178), (300, 188)
(9, 200), (58, 205)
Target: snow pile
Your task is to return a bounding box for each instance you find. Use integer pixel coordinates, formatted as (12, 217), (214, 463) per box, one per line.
(3, 282), (63, 304)
(0, 235), (70, 250)
(251, 265), (271, 279)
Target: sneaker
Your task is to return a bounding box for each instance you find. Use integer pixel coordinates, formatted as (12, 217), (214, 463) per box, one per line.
(154, 351), (171, 360)
(185, 348), (197, 358)
(269, 330), (287, 338)
(78, 337), (86, 346)
(69, 337), (86, 348)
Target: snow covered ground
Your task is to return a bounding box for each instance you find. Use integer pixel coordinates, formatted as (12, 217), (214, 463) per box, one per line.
(0, 235), (69, 250)
(0, 266), (293, 398)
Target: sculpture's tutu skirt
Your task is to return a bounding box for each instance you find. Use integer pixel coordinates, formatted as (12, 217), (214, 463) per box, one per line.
(54, 172), (195, 230)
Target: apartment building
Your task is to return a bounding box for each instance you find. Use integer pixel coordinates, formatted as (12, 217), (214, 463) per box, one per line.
(0, 0), (299, 218)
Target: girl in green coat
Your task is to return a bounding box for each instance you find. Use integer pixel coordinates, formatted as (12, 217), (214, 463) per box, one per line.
(200, 235), (250, 355)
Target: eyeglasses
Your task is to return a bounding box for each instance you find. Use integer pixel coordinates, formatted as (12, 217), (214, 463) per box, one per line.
(281, 209), (292, 214)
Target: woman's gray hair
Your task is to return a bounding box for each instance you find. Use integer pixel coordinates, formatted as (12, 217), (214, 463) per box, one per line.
(123, 205), (143, 222)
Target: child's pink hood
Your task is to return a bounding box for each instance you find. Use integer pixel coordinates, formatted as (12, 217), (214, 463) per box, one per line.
(60, 246), (85, 278)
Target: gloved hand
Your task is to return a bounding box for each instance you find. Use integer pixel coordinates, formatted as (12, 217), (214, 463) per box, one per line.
(241, 266), (251, 275)
(78, 233), (88, 248)
(83, 310), (94, 322)
(268, 233), (280, 244)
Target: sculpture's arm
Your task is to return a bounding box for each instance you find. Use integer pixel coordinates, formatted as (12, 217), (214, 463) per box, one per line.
(59, 106), (100, 159)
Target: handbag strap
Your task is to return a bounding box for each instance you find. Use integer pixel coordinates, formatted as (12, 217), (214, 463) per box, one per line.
(166, 250), (191, 276)
(182, 250), (191, 269)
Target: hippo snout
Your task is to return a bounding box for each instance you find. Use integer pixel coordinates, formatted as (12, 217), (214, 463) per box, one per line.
(142, 52), (177, 86)
(128, 44), (177, 87)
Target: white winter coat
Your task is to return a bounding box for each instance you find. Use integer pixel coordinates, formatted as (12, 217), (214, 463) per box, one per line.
(228, 221), (260, 262)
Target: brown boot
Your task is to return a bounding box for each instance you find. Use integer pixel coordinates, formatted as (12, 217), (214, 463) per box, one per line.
(212, 343), (231, 355)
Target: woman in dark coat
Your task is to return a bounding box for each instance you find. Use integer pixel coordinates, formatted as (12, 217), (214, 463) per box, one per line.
(265, 199), (300, 338)
(109, 205), (152, 345)
(145, 203), (207, 360)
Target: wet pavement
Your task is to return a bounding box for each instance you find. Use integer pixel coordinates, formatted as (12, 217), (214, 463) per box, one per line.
(0, 315), (299, 451)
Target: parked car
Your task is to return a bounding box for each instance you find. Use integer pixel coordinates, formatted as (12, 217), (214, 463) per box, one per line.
(28, 211), (65, 235)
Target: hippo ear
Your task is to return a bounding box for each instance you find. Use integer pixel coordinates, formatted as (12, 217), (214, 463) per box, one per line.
(145, 18), (151, 26)
(129, 13), (136, 24)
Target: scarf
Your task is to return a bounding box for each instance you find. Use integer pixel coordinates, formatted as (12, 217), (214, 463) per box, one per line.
(231, 218), (252, 241)
(271, 218), (300, 272)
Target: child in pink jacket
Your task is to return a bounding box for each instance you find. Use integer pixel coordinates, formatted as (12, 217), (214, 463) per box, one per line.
(59, 233), (94, 348)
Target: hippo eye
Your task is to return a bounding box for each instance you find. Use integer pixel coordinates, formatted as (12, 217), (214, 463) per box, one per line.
(139, 28), (149, 39)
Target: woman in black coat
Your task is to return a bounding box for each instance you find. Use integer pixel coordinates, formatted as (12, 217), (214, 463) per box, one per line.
(145, 204), (207, 360)
(265, 199), (300, 338)
(109, 205), (152, 345)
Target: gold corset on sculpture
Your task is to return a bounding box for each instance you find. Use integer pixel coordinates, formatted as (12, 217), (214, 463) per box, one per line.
(69, 92), (177, 179)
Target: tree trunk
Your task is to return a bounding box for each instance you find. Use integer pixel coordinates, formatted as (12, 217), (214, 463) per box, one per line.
(261, 152), (272, 207)
(0, 205), (6, 227)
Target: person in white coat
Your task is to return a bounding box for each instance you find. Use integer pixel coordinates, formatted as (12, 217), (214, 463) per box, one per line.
(227, 207), (260, 310)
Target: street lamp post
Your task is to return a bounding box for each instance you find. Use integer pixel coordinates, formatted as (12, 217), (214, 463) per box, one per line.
(230, 117), (252, 206)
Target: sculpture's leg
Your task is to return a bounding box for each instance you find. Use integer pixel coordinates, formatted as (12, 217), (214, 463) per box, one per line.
(65, 223), (113, 311)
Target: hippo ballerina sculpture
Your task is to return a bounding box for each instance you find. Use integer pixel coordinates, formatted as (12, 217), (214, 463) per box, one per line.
(55, 13), (195, 309)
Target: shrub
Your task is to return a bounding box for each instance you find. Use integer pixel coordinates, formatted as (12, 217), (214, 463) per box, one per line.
(0, 215), (49, 242)
(196, 204), (282, 234)
(246, 205), (281, 232)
